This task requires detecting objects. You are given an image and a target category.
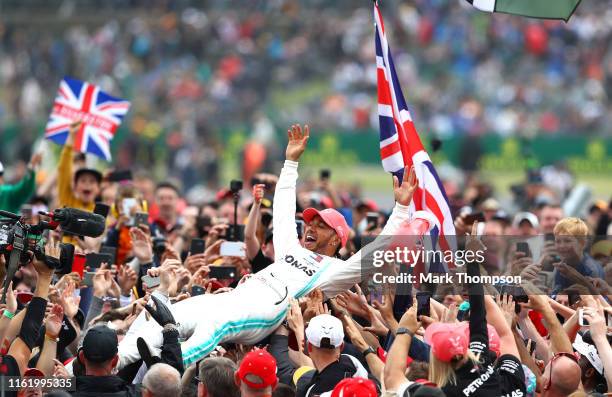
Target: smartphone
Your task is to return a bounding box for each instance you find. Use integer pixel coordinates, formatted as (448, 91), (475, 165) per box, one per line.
(16, 292), (34, 305)
(107, 169), (133, 182)
(209, 266), (237, 280)
(85, 253), (112, 270)
(134, 212), (149, 228)
(100, 246), (117, 266)
(524, 339), (537, 355)
(122, 198), (138, 217)
(463, 212), (485, 225)
(296, 220), (305, 238)
(500, 284), (515, 296)
(141, 275), (161, 289)
(82, 272), (95, 287)
(260, 213), (272, 228)
(220, 241), (245, 257)
(72, 253), (86, 277)
(578, 309), (589, 326)
(568, 292), (581, 307)
(20, 205), (33, 220)
(320, 169), (331, 180)
(190, 238), (206, 255)
(366, 212), (379, 230)
(416, 291), (431, 317)
(196, 216), (212, 230)
(191, 285), (206, 296)
(516, 242), (531, 258)
(94, 202), (110, 219)
(529, 340), (537, 355)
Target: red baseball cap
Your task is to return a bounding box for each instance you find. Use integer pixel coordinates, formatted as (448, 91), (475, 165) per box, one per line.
(24, 368), (44, 377)
(424, 323), (469, 363)
(303, 208), (350, 248)
(331, 377), (377, 397)
(236, 349), (278, 390)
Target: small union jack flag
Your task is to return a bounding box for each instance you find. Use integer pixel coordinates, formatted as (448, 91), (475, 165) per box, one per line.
(374, 2), (456, 272)
(45, 77), (131, 161)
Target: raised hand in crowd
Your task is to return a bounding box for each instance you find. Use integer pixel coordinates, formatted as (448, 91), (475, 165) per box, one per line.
(130, 226), (153, 263)
(393, 165), (418, 206)
(285, 124), (310, 161)
(59, 281), (80, 319)
(336, 285), (369, 319)
(117, 265), (138, 297)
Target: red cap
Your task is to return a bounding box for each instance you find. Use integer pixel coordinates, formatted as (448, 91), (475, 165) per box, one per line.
(24, 368), (45, 377)
(237, 349), (278, 390)
(303, 208), (350, 248)
(331, 377), (377, 397)
(424, 323), (469, 363)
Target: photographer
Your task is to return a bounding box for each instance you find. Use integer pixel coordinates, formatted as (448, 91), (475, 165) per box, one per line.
(0, 239), (56, 377)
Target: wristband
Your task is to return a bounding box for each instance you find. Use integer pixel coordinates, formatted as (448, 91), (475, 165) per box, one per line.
(396, 327), (414, 337)
(361, 346), (376, 357)
(3, 310), (14, 319)
(45, 332), (59, 343)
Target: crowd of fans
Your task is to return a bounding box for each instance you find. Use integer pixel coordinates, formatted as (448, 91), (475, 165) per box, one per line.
(1, 0), (611, 185)
(0, 120), (610, 397)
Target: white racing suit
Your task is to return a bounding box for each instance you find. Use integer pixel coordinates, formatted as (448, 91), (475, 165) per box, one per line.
(117, 160), (436, 369)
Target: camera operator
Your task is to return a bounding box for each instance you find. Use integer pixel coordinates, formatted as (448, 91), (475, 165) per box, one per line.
(0, 239), (57, 378)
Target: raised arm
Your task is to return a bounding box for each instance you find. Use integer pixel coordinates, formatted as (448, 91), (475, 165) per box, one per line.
(57, 122), (80, 207)
(0, 153), (39, 211)
(316, 167), (434, 298)
(272, 124), (309, 260)
(245, 184), (264, 261)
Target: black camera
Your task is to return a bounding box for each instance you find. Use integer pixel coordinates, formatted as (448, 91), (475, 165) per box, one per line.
(230, 180), (243, 194)
(152, 237), (167, 257)
(0, 207), (106, 302)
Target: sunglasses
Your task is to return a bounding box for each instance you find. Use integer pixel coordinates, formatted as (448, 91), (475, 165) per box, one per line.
(544, 352), (581, 391)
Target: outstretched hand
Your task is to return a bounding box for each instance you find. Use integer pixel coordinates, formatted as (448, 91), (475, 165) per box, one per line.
(393, 165), (418, 206)
(285, 124), (310, 161)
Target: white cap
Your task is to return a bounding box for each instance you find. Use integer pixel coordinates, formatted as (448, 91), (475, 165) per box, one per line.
(305, 314), (344, 349)
(573, 334), (603, 375)
(512, 212), (539, 229)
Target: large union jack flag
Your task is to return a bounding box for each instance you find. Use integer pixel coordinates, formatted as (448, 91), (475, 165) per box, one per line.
(45, 77), (131, 161)
(374, 3), (456, 272)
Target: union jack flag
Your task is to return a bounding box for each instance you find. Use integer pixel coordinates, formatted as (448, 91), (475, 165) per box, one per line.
(45, 77), (131, 161)
(374, 3), (456, 272)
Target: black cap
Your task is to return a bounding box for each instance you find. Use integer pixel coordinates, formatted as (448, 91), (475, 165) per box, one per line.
(74, 168), (103, 184)
(82, 325), (118, 363)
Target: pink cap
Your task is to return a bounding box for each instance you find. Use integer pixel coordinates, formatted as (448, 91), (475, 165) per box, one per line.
(424, 323), (469, 362)
(458, 323), (501, 357)
(303, 208), (350, 248)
